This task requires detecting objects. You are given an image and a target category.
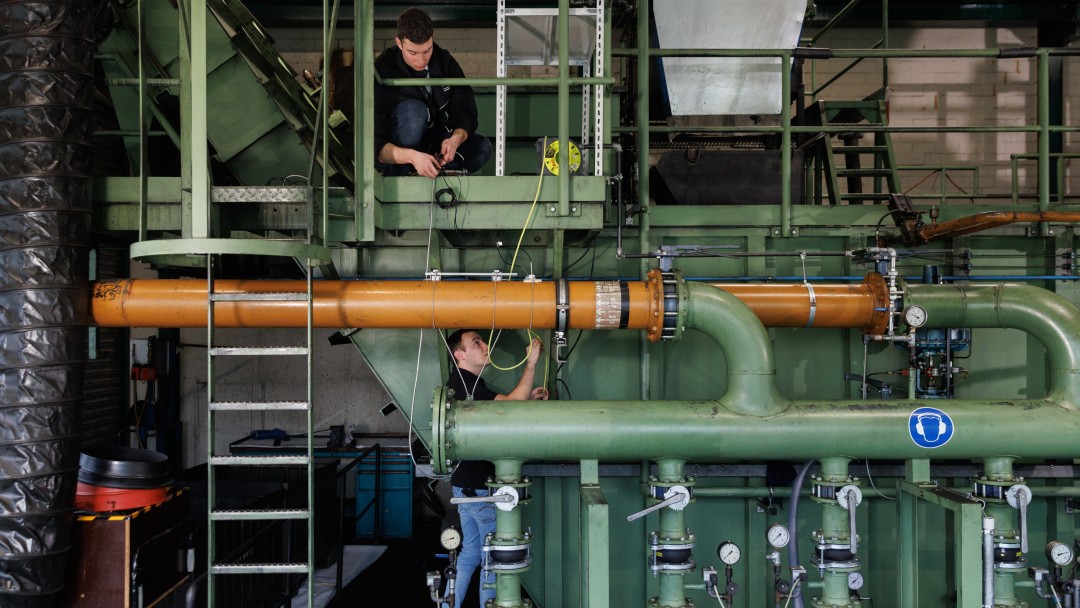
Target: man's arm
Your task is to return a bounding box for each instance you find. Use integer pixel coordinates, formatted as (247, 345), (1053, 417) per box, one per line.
(494, 338), (547, 401)
(378, 142), (442, 177)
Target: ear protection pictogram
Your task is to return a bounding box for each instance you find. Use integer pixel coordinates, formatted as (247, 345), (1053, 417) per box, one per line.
(915, 413), (946, 438)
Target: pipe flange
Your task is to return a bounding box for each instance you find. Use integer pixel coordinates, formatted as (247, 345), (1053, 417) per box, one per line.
(863, 272), (891, 335)
(649, 555), (696, 573)
(661, 270), (682, 341)
(431, 386), (451, 475)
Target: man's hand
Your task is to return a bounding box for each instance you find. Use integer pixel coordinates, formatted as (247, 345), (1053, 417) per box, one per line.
(410, 149), (442, 178)
(439, 129), (467, 167)
(525, 338), (543, 368)
(529, 386), (549, 400)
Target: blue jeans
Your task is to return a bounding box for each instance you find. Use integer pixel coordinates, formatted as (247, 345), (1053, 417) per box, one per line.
(378, 99), (492, 176)
(444, 486), (496, 608)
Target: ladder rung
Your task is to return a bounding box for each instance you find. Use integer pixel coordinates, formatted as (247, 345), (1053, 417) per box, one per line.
(211, 455), (310, 466)
(210, 401), (309, 411)
(211, 508), (309, 521)
(836, 169), (893, 177)
(210, 292), (309, 302)
(211, 562), (310, 575)
(209, 346), (308, 356)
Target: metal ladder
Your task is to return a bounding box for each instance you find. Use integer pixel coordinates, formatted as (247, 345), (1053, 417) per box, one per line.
(811, 99), (902, 205)
(204, 206), (318, 606)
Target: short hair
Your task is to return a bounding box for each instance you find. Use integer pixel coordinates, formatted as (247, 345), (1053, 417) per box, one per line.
(397, 8), (434, 44)
(446, 329), (477, 367)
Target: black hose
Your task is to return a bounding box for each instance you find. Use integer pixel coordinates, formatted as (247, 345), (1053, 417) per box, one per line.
(0, 0), (96, 605)
(788, 460), (816, 608)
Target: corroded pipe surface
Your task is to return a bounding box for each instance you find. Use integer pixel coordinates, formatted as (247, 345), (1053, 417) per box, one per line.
(90, 274), (887, 333)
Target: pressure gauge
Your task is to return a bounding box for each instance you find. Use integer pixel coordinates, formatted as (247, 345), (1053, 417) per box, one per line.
(767, 524), (791, 549)
(903, 305), (928, 328)
(847, 572), (865, 591)
(717, 541), (741, 565)
(440, 527), (462, 551)
(1047, 541), (1074, 566)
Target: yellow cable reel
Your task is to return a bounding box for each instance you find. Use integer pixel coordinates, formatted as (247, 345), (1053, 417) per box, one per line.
(542, 139), (582, 176)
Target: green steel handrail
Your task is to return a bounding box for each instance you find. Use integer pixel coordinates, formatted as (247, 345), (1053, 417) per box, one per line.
(378, 76), (615, 87)
(1011, 153), (1080, 205)
(897, 165), (981, 204)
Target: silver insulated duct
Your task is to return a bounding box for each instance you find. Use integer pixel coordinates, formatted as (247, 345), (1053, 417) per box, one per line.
(0, 0), (95, 605)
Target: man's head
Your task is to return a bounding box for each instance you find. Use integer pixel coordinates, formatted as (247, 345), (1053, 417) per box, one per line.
(447, 329), (488, 373)
(395, 8), (434, 71)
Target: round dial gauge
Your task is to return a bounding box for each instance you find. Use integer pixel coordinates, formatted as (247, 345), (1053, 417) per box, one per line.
(767, 524), (791, 548)
(904, 305), (928, 328)
(440, 527), (462, 551)
(717, 541), (741, 565)
(1047, 541), (1074, 566)
(847, 572), (865, 591)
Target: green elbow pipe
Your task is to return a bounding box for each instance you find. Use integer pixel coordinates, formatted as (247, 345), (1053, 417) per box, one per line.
(684, 282), (786, 416)
(907, 283), (1080, 407)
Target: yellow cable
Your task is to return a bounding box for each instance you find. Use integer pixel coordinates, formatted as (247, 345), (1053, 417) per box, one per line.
(487, 141), (548, 373)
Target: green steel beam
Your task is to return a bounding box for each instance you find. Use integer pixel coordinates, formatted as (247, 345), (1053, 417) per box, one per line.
(355, 0), (376, 242)
(190, 0), (209, 239)
(579, 460), (609, 608)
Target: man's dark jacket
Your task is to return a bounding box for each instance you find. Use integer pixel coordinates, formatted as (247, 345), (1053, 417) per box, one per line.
(373, 43), (479, 156)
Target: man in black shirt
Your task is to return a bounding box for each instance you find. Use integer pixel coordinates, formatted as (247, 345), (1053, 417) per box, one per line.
(375, 8), (493, 177)
(443, 329), (546, 608)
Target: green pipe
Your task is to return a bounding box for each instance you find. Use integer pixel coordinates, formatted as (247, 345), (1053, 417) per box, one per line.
(818, 458), (857, 606)
(906, 283), (1080, 406)
(613, 125), (1043, 134)
(491, 459), (527, 607)
(379, 76), (614, 87)
(612, 48), (1019, 59)
(654, 458), (688, 608)
(693, 486), (1080, 498)
(684, 281), (784, 415)
(443, 398), (1080, 462)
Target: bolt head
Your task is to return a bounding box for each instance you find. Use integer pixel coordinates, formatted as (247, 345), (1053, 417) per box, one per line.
(550, 206), (557, 213)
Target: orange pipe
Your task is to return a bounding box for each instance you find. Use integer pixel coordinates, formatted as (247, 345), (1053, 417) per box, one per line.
(911, 211), (1080, 244)
(91, 273), (889, 335)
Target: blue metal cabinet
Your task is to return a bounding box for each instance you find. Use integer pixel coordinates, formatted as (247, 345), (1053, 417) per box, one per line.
(355, 450), (414, 538)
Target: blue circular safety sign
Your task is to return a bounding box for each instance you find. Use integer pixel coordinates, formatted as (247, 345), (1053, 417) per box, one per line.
(908, 406), (954, 448)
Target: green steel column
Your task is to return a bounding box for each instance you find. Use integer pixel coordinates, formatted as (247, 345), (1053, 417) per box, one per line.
(137, 0), (147, 242)
(636, 0), (652, 401)
(953, 503), (984, 608)
(178, 0), (192, 240)
(781, 50), (792, 237)
(1038, 48), (1050, 232)
(580, 460), (609, 608)
(558, 0), (570, 216)
(907, 283), (1080, 405)
(189, 0), (208, 239)
(354, 0), (375, 241)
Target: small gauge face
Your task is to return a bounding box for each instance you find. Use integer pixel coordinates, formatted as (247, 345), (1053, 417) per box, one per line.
(440, 527), (462, 551)
(717, 541), (741, 565)
(904, 305), (928, 328)
(1047, 541), (1074, 566)
(767, 524), (791, 549)
(847, 572), (865, 590)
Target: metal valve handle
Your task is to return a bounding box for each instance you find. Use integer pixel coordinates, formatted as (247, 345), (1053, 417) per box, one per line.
(626, 485), (690, 522)
(1006, 484), (1031, 554)
(451, 486), (520, 511)
(837, 485), (863, 555)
